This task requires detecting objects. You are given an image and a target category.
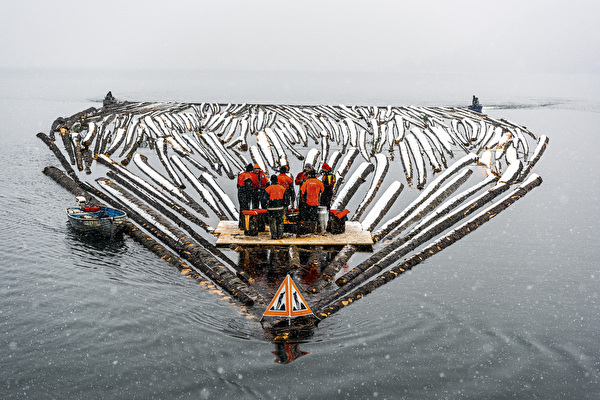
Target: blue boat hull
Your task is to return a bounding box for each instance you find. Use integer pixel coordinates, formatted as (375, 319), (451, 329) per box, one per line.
(468, 104), (483, 113)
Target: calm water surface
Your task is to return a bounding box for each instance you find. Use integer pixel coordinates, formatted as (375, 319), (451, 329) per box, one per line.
(0, 69), (598, 399)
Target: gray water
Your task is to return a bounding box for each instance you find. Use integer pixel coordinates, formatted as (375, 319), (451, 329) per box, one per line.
(1, 69), (599, 399)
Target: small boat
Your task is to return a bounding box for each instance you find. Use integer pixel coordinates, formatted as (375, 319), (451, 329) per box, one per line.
(103, 91), (117, 108)
(66, 196), (127, 236)
(468, 95), (483, 113)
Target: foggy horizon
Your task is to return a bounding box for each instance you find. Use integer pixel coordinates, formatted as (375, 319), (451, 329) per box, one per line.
(1, 0), (598, 75)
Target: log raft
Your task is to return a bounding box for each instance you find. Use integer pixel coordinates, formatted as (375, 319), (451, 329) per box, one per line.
(39, 100), (548, 341)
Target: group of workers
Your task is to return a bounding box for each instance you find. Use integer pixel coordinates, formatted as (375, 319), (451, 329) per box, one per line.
(236, 163), (337, 239)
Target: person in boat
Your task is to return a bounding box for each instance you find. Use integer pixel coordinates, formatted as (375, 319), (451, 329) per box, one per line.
(237, 164), (254, 228)
(320, 163), (336, 210)
(277, 166), (294, 209)
(295, 163), (312, 216)
(265, 175), (286, 239)
(472, 95), (479, 106)
(103, 91), (116, 107)
(299, 169), (324, 223)
(250, 164), (269, 209)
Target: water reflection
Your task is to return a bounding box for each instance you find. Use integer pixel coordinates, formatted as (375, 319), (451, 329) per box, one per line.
(237, 246), (337, 362)
(272, 342), (310, 364)
(238, 245), (334, 289)
(65, 222), (127, 252)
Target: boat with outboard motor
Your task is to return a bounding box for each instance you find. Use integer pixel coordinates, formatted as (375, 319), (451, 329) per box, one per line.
(66, 196), (127, 236)
(468, 95), (483, 113)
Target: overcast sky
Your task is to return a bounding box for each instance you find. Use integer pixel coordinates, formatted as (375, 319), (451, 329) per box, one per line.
(1, 0), (598, 74)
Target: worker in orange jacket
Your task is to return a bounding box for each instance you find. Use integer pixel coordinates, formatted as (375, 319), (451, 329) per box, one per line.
(250, 164), (268, 209)
(265, 175), (286, 239)
(299, 169), (324, 222)
(237, 164), (254, 228)
(295, 163), (311, 217)
(277, 166), (295, 209)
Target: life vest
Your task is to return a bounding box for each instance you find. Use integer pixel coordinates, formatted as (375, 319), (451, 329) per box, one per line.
(250, 171), (268, 190)
(84, 206), (101, 212)
(322, 172), (336, 189)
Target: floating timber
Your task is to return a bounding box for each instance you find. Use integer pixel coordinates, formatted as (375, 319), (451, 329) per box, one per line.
(38, 97), (549, 348)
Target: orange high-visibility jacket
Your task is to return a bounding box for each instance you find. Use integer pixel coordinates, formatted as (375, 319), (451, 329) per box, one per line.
(295, 171), (309, 186)
(265, 184), (286, 200)
(277, 173), (293, 190)
(300, 178), (324, 206)
(237, 171), (252, 187)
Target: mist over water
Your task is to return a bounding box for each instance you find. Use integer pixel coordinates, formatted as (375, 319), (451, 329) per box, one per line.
(1, 69), (598, 399)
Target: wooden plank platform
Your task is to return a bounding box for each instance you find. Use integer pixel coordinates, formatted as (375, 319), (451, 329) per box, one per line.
(214, 221), (374, 247)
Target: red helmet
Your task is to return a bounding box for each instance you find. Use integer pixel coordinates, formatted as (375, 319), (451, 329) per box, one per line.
(322, 163), (331, 171)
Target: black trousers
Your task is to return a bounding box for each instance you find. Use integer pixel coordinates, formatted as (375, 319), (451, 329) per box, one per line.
(320, 189), (333, 209)
(305, 205), (318, 222)
(267, 207), (285, 239)
(252, 189), (266, 209)
(237, 188), (251, 228)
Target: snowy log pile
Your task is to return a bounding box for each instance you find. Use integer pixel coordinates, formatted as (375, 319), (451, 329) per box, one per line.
(39, 99), (548, 335)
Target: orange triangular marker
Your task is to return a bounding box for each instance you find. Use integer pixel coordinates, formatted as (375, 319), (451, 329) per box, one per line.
(263, 275), (313, 318)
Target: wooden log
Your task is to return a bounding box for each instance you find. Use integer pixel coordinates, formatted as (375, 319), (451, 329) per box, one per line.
(42, 165), (261, 313)
(314, 174), (543, 319)
(403, 175), (498, 242)
(59, 129), (76, 166)
(43, 161), (257, 306)
(383, 168), (474, 241)
(98, 155), (210, 219)
(92, 178), (262, 306)
(97, 154), (172, 204)
(98, 129), (111, 155)
(306, 244), (357, 294)
(120, 131), (144, 166)
(170, 154), (225, 220)
(360, 181), (404, 232)
(82, 146), (93, 175)
(96, 177), (251, 282)
(336, 174), (507, 288)
(372, 153), (478, 242)
(331, 162), (374, 211)
(105, 125), (127, 157)
(519, 135), (549, 180)
(333, 148), (359, 197)
(397, 140), (413, 186)
(198, 172), (238, 220)
(105, 170), (240, 278)
(93, 123), (105, 157)
(351, 154), (389, 221)
(405, 133), (426, 189)
(42, 166), (92, 202)
(118, 117), (139, 158)
(37, 132), (79, 182)
(132, 154), (209, 217)
(73, 133), (84, 172)
(155, 138), (185, 188)
(288, 246), (301, 269)
(106, 170), (213, 235)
